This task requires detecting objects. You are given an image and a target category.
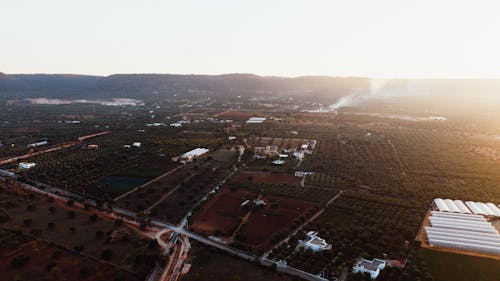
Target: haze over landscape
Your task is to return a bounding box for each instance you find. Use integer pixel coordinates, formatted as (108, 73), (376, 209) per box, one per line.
(1, 1), (500, 281)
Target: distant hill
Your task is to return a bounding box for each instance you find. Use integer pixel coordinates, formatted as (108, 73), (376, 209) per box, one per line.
(0, 73), (368, 100)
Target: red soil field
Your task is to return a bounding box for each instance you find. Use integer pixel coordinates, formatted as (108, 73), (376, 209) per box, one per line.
(215, 110), (258, 121)
(0, 235), (140, 281)
(191, 188), (257, 235)
(230, 171), (301, 186)
(239, 196), (315, 250)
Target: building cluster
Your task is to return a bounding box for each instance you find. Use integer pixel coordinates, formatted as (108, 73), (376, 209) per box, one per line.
(425, 211), (500, 255)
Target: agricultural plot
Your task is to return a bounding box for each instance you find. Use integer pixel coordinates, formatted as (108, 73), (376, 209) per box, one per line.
(245, 157), (299, 173)
(190, 188), (257, 236)
(11, 128), (227, 198)
(181, 242), (293, 281)
(246, 136), (317, 151)
(215, 110), (257, 121)
(0, 230), (141, 281)
(230, 171), (301, 186)
(0, 182), (161, 277)
(234, 195), (316, 250)
(301, 132), (403, 190)
(414, 248), (500, 281)
(313, 192), (422, 259)
(115, 165), (192, 212)
(279, 192), (421, 276)
(232, 181), (338, 204)
(148, 149), (239, 223)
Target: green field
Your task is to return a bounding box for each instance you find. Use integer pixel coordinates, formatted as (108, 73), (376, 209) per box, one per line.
(418, 248), (500, 281)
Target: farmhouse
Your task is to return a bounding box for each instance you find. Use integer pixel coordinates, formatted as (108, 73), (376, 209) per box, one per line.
(228, 136), (236, 141)
(132, 142), (142, 148)
(170, 123), (182, 127)
(87, 144), (99, 149)
(27, 141), (48, 148)
(303, 231), (332, 251)
(241, 199), (267, 207)
(272, 159), (285, 165)
(180, 148), (209, 163)
(352, 257), (386, 279)
(294, 171), (314, 178)
(19, 162), (37, 170)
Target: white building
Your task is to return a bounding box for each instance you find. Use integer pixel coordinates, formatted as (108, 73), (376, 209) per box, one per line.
(228, 136), (236, 141)
(132, 142), (142, 148)
(170, 123), (182, 127)
(295, 171), (314, 178)
(19, 162), (37, 170)
(180, 148), (209, 163)
(246, 117), (267, 124)
(272, 159), (285, 165)
(303, 231), (332, 252)
(27, 141), (48, 148)
(352, 257), (386, 279)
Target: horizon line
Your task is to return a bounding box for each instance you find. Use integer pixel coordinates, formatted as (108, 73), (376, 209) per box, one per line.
(2, 71), (500, 80)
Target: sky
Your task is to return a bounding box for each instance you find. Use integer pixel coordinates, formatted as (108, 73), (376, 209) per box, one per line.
(1, 0), (500, 78)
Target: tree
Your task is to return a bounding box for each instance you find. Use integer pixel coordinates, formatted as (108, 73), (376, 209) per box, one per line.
(79, 267), (90, 278)
(48, 222), (55, 229)
(66, 200), (74, 207)
(23, 218), (32, 226)
(73, 245), (84, 252)
(96, 230), (104, 239)
(101, 249), (113, 260)
(48, 206), (56, 214)
(67, 211), (76, 219)
(89, 214), (98, 222)
(10, 254), (30, 267)
(45, 261), (57, 272)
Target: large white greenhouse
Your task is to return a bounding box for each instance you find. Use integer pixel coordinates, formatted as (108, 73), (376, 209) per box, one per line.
(425, 211), (500, 255)
(432, 198), (500, 217)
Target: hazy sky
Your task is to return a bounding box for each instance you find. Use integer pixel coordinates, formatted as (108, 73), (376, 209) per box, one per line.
(2, 0), (500, 78)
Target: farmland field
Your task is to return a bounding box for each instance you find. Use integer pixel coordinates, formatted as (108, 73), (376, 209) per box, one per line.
(181, 242), (293, 281)
(215, 110), (258, 121)
(0, 182), (161, 277)
(0, 230), (141, 281)
(416, 248), (500, 281)
(232, 181), (338, 203)
(191, 188), (257, 236)
(235, 194), (315, 250)
(230, 171), (301, 186)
